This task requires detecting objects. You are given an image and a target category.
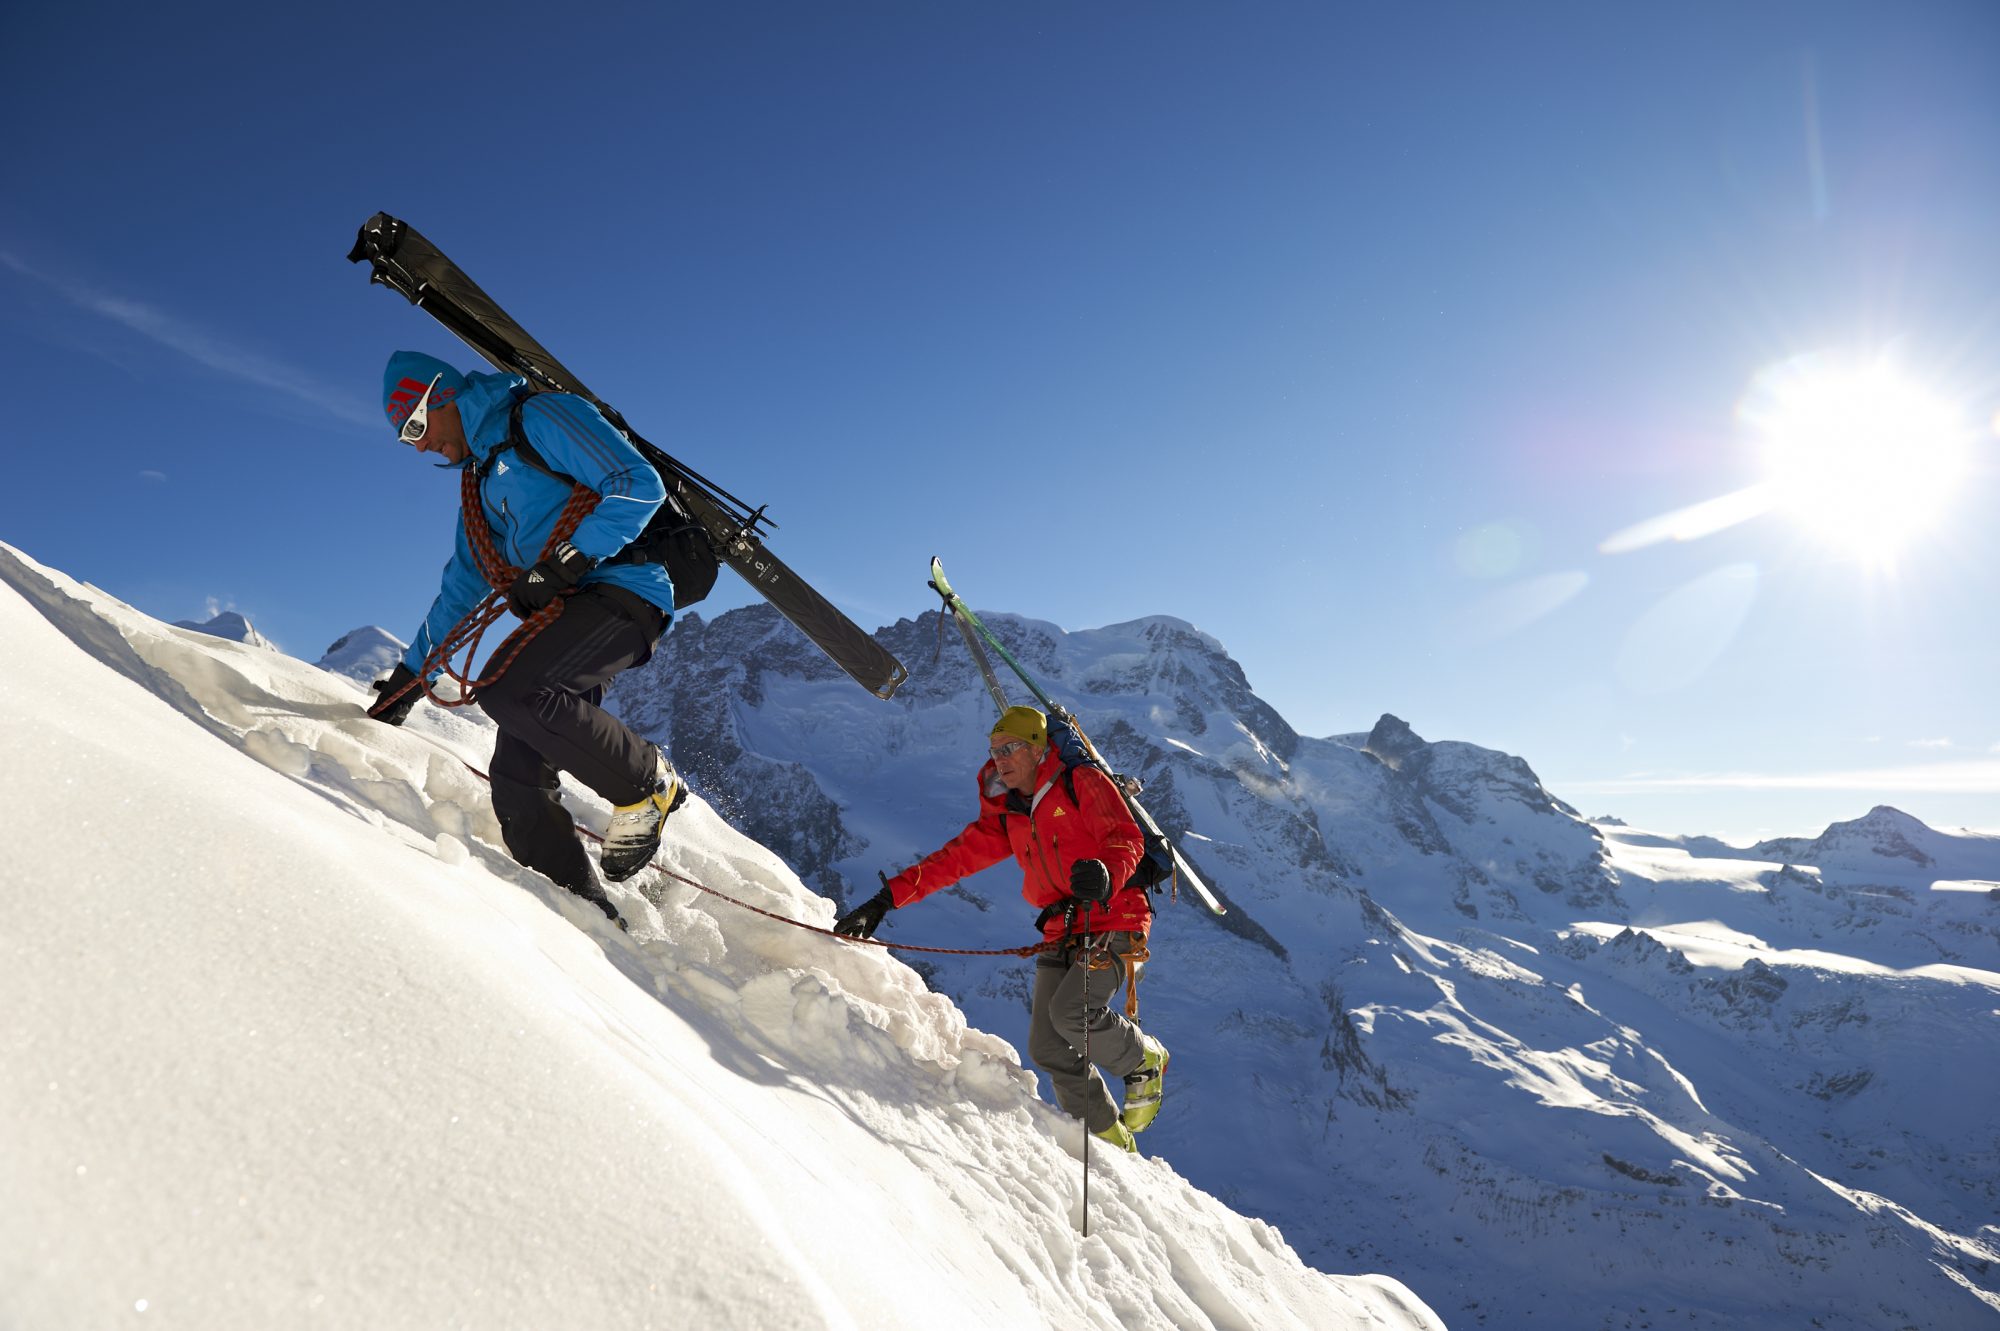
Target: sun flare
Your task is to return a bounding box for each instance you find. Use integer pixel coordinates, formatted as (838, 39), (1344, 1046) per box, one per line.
(1741, 354), (1971, 561)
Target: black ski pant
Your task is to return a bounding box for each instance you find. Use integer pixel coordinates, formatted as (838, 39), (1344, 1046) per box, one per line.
(1027, 932), (1148, 1134)
(476, 585), (668, 897)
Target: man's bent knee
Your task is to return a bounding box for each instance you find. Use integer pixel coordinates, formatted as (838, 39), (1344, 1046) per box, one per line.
(1027, 1015), (1088, 1074)
(476, 676), (547, 733)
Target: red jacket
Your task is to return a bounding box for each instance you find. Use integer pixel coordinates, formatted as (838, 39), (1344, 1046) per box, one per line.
(885, 746), (1151, 940)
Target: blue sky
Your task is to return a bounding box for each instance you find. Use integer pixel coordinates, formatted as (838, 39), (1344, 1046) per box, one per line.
(3, 2), (1995, 842)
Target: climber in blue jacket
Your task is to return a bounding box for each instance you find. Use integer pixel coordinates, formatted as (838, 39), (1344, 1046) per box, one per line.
(364, 350), (685, 926)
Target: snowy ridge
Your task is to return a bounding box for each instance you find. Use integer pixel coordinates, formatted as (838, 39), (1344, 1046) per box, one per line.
(608, 601), (2000, 1330)
(0, 541), (1440, 1331)
(1750, 804), (2000, 880)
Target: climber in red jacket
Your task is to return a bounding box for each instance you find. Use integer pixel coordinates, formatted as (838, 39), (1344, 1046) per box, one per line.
(835, 706), (1169, 1151)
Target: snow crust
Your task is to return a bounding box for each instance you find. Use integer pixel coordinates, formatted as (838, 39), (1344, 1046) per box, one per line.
(0, 542), (1441, 1331)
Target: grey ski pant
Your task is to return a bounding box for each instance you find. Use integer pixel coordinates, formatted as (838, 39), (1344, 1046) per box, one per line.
(477, 585), (668, 895)
(1028, 933), (1148, 1134)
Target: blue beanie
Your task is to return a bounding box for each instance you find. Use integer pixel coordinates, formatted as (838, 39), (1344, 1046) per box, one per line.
(382, 351), (466, 435)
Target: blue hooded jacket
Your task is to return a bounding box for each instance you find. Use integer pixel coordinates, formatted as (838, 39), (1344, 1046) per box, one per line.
(402, 369), (674, 676)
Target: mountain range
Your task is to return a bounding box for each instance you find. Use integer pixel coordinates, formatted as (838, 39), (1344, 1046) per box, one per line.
(601, 600), (2000, 1330)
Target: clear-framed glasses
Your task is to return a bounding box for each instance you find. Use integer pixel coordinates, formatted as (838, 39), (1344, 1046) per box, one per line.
(399, 372), (443, 445)
(989, 739), (1032, 761)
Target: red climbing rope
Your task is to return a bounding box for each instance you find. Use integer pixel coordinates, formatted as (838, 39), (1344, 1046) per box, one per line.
(649, 858), (1059, 958)
(378, 468), (602, 712)
(455, 758), (1061, 959)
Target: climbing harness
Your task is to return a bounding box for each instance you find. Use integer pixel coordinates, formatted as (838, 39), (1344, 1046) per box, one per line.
(1085, 933), (1152, 1022)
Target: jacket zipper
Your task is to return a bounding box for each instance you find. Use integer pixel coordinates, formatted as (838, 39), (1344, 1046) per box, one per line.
(1025, 807), (1062, 902)
(496, 492), (519, 566)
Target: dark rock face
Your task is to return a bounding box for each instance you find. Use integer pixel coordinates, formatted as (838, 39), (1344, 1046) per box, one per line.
(1359, 713), (1618, 913)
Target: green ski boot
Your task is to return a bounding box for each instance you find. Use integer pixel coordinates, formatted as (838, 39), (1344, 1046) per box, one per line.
(1121, 1033), (1169, 1133)
(1093, 1120), (1138, 1153)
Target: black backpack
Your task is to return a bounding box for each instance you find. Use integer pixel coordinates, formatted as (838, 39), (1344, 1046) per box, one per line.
(496, 392), (722, 609)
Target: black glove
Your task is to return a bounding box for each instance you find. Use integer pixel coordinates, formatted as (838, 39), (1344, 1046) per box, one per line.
(508, 540), (594, 618)
(1069, 858), (1113, 904)
(367, 663), (421, 727)
(834, 886), (895, 940)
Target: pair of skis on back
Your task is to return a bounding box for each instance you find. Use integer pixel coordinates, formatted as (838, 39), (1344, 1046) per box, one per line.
(349, 214), (1221, 917)
(349, 212), (908, 702)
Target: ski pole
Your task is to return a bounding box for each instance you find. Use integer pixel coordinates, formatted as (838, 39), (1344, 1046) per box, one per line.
(1080, 905), (1092, 1239)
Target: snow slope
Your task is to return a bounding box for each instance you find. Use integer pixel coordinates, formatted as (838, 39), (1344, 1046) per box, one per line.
(605, 601), (2000, 1330)
(0, 541), (1442, 1331)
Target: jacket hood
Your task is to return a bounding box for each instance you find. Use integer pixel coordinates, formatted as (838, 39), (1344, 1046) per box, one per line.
(449, 370), (531, 469)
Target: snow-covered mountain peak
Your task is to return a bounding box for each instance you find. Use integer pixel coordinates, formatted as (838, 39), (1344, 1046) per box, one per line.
(314, 625), (406, 684)
(1818, 804), (1936, 863)
(1365, 712), (1578, 820)
(1342, 711), (1614, 911)
(1088, 612), (1228, 657)
(1749, 802), (2000, 880)
(172, 608), (275, 650)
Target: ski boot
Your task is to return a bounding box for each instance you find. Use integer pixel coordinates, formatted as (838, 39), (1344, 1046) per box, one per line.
(600, 752), (686, 882)
(1093, 1120), (1138, 1153)
(1121, 1032), (1169, 1133)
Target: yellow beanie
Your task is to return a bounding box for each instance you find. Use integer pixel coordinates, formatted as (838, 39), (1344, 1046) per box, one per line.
(990, 705), (1047, 747)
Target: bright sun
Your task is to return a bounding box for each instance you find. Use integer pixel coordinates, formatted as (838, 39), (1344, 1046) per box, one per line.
(1741, 354), (1972, 562)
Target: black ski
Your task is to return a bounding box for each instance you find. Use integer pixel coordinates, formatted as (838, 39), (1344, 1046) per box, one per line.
(348, 213), (909, 700)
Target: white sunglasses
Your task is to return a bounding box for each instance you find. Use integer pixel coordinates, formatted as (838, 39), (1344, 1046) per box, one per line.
(398, 372), (444, 445)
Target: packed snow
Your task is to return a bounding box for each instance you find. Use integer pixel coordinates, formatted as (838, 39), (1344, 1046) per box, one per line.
(0, 541), (1443, 1331)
